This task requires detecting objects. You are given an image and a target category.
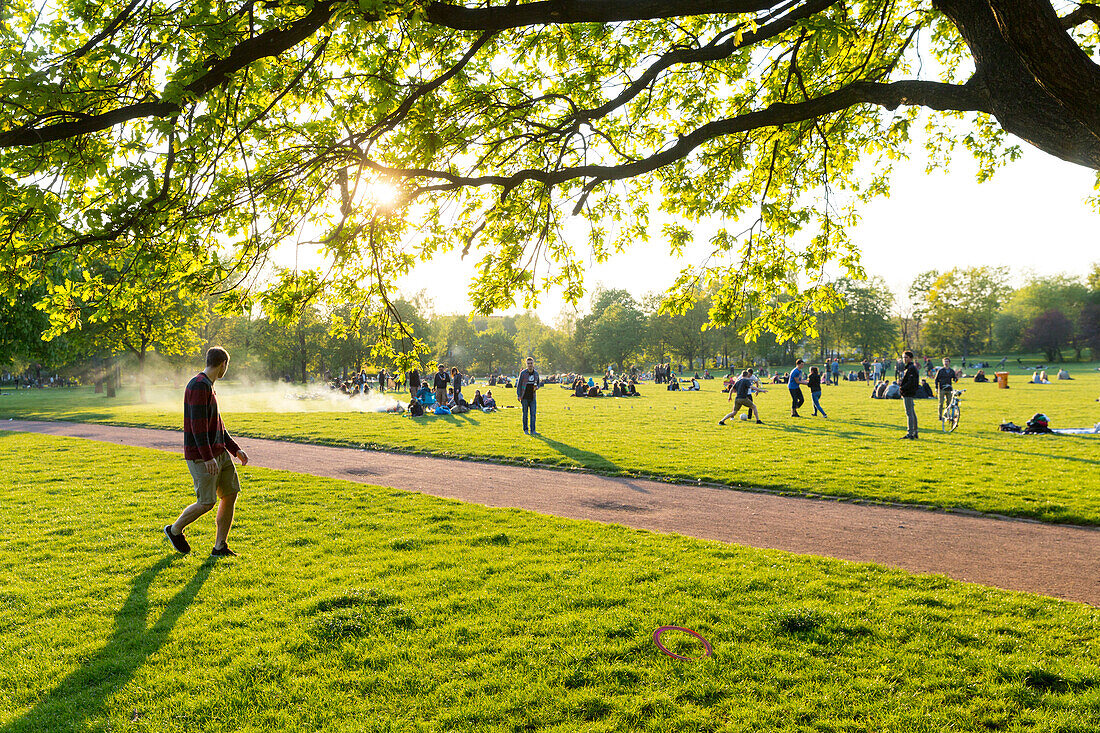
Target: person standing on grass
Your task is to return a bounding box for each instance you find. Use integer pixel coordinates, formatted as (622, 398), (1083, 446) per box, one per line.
(808, 366), (828, 418)
(934, 356), (958, 421)
(788, 359), (808, 417)
(451, 366), (463, 404)
(516, 356), (541, 435)
(718, 369), (765, 424)
(433, 363), (449, 406)
(830, 357), (840, 386)
(899, 350), (920, 440)
(164, 347), (249, 557)
(408, 367), (421, 400)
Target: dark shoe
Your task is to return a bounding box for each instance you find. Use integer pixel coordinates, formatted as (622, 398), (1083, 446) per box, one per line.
(164, 525), (190, 554)
(899, 434), (912, 440)
(718, 420), (726, 425)
(756, 420), (764, 424)
(211, 544), (237, 557)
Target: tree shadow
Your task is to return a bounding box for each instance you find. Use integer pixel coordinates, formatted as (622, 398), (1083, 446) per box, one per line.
(3, 555), (214, 733)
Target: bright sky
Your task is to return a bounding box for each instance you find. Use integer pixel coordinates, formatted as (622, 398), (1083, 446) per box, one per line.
(397, 142), (1100, 323)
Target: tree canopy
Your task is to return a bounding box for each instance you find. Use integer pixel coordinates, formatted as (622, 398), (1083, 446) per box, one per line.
(3, 0), (1099, 348)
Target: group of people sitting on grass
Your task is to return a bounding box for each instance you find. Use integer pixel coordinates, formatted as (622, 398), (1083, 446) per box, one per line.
(408, 383), (499, 416)
(568, 374), (642, 397)
(666, 374), (700, 391)
(870, 379), (934, 399)
(1030, 369), (1073, 384)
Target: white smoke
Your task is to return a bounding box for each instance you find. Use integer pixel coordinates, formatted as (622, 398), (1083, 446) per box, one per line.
(205, 382), (407, 414)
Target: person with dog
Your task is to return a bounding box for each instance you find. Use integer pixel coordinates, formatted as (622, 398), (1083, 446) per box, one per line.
(164, 347), (249, 557)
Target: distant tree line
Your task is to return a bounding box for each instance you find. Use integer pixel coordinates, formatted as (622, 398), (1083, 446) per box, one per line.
(4, 265), (1099, 391)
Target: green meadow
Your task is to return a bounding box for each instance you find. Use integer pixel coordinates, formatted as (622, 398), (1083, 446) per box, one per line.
(1, 432), (1098, 732)
(3, 365), (1099, 524)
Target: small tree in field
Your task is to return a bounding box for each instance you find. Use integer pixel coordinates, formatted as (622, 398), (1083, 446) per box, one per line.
(1021, 310), (1074, 363)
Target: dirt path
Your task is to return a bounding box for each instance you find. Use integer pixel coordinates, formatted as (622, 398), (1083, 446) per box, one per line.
(6, 419), (1098, 605)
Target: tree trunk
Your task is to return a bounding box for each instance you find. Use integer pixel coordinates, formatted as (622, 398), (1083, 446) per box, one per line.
(137, 350), (147, 403)
(934, 0), (1100, 169)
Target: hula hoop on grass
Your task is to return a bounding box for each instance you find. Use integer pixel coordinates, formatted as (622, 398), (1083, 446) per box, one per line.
(653, 626), (713, 661)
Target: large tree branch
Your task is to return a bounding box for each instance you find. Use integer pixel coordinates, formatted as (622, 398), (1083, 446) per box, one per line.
(359, 79), (989, 194)
(0, 1), (336, 148)
(1060, 3), (1100, 29)
(935, 0), (1100, 168)
(571, 0), (839, 125)
(423, 0), (784, 31)
(989, 0), (1100, 141)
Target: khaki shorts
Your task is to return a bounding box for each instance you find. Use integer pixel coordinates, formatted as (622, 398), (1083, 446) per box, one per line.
(734, 398), (754, 410)
(186, 451), (240, 505)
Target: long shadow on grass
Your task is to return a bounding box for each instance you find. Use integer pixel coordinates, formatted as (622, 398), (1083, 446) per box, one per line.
(851, 418), (1100, 466)
(2, 555), (213, 733)
(532, 435), (653, 494)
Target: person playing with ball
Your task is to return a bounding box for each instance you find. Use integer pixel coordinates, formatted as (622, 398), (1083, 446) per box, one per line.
(718, 368), (765, 425)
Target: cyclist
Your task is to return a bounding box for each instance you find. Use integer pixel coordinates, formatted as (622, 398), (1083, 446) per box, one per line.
(934, 357), (958, 421)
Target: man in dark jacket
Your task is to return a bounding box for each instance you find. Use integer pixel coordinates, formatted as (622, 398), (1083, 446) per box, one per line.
(899, 350), (920, 439)
(433, 364), (449, 405)
(516, 356), (541, 435)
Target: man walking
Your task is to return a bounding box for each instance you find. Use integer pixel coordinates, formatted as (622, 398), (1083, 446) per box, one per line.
(164, 347), (249, 557)
(788, 358), (808, 417)
(516, 356), (541, 435)
(899, 350), (920, 439)
(934, 356), (958, 421)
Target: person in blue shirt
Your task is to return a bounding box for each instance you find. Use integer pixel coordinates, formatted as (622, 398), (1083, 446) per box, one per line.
(788, 359), (808, 417)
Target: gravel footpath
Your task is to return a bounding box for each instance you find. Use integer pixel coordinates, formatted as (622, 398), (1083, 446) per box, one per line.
(5, 419), (1097, 606)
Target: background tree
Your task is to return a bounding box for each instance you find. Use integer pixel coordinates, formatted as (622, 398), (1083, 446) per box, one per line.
(918, 267), (1011, 358)
(997, 274), (1090, 358)
(1079, 302), (1100, 359)
(662, 297), (713, 373)
(5, 0), (1100, 351)
(1021, 310), (1075, 362)
(472, 327), (518, 374)
(434, 316), (478, 370)
(585, 302), (645, 373)
(831, 277), (897, 358)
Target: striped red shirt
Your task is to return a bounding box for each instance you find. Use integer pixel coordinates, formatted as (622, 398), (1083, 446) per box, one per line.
(183, 372), (240, 461)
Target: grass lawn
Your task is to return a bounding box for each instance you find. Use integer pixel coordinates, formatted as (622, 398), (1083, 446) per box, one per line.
(1, 432), (1098, 732)
(2, 364), (1099, 524)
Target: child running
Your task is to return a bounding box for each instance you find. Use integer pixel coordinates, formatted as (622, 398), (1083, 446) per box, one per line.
(719, 368), (766, 425)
